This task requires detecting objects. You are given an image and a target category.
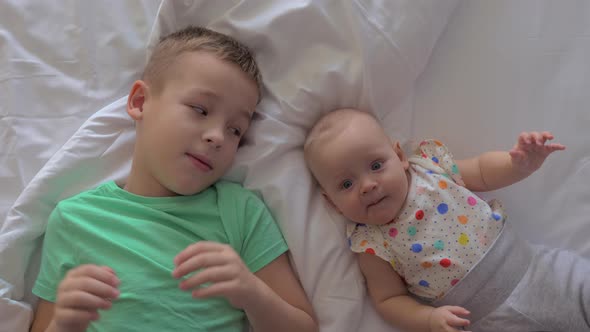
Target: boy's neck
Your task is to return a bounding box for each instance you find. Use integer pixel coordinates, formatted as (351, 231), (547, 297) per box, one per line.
(124, 161), (177, 197)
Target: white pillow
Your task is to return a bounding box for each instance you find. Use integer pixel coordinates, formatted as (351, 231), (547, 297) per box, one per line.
(0, 1), (458, 331)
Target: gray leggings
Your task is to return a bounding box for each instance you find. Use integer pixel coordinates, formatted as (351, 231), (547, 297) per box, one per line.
(433, 222), (590, 332)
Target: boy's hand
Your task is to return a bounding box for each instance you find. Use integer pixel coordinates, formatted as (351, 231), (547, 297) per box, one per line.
(52, 265), (120, 332)
(173, 241), (257, 309)
(429, 306), (471, 332)
(509, 131), (565, 175)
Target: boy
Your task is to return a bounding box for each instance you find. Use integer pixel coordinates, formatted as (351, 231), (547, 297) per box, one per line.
(304, 108), (589, 332)
(30, 26), (317, 332)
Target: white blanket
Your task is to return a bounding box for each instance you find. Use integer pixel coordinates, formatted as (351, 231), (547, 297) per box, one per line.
(5, 1), (588, 332)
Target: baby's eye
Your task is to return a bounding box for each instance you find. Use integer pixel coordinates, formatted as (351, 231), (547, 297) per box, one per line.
(371, 161), (383, 171)
(229, 127), (242, 137)
(341, 180), (353, 190)
(191, 105), (208, 116)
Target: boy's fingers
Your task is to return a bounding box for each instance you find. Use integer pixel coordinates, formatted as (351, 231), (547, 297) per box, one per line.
(191, 280), (234, 299)
(55, 307), (100, 325)
(61, 277), (120, 299)
(180, 266), (233, 290)
(59, 291), (113, 311)
(174, 241), (226, 266)
(173, 252), (227, 279)
(67, 265), (119, 287)
(101, 266), (116, 275)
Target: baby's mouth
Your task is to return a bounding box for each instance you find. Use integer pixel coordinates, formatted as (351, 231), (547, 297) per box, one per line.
(368, 196), (387, 208)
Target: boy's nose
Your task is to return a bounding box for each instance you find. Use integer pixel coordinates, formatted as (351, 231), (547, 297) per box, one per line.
(203, 128), (224, 149)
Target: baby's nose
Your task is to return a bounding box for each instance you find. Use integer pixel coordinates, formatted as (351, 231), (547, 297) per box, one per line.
(361, 180), (378, 195)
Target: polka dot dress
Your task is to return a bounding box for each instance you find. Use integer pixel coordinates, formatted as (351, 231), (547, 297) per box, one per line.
(346, 140), (505, 301)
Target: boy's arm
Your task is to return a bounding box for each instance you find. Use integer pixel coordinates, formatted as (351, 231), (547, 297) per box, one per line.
(455, 131), (565, 192)
(30, 299), (55, 332)
(30, 265), (119, 332)
(245, 253), (318, 332)
(358, 253), (470, 332)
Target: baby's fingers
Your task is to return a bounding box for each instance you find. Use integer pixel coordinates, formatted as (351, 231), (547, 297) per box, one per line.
(509, 149), (526, 162)
(447, 314), (470, 327)
(541, 131), (554, 141)
(518, 132), (532, 145)
(545, 143), (566, 152)
(447, 306), (470, 317)
(530, 131), (544, 145)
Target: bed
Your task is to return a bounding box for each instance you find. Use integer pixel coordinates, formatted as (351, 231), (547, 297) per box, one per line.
(1, 1), (589, 331)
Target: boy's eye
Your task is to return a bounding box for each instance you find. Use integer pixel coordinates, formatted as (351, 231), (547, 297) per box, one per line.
(191, 105), (208, 116)
(341, 180), (353, 189)
(371, 161), (383, 171)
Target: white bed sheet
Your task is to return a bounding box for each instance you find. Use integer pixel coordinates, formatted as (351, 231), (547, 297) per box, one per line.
(0, 0), (161, 228)
(3, 1), (589, 332)
(0, 0), (161, 330)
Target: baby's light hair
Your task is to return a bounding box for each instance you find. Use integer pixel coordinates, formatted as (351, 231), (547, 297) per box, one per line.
(142, 26), (262, 100)
(304, 109), (378, 179)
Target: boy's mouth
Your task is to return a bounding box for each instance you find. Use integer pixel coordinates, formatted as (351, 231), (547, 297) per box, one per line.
(186, 153), (213, 171)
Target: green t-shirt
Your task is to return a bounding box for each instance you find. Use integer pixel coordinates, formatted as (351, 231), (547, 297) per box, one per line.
(33, 180), (288, 332)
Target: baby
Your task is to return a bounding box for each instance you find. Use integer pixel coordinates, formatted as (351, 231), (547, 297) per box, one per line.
(304, 108), (589, 332)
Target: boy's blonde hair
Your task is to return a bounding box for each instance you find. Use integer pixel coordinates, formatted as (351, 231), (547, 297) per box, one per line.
(142, 26), (262, 100)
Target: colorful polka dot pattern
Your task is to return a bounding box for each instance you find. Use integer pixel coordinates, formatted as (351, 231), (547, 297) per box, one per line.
(346, 140), (505, 300)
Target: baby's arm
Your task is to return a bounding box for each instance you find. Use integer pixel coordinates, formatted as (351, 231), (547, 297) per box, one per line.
(358, 253), (471, 332)
(455, 131), (565, 192)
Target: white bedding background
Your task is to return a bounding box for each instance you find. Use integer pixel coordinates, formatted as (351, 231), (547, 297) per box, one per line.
(2, 1), (590, 332)
(0, 0), (161, 330)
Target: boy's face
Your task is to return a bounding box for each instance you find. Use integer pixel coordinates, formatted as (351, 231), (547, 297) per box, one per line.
(129, 51), (259, 196)
(310, 115), (410, 225)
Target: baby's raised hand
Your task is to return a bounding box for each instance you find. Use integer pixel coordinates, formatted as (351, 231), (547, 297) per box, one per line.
(429, 305), (471, 332)
(172, 241), (257, 309)
(52, 265), (120, 332)
(509, 131), (565, 174)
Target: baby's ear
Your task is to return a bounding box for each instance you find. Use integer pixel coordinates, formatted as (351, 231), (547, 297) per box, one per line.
(393, 141), (410, 170)
(321, 191), (342, 214)
(127, 80), (149, 121)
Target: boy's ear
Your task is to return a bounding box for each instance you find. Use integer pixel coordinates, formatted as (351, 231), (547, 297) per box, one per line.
(393, 141), (410, 170)
(127, 80), (149, 121)
(321, 190), (342, 215)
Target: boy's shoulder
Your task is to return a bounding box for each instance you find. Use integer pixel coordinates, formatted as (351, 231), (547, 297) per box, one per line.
(54, 181), (115, 210)
(214, 180), (261, 201)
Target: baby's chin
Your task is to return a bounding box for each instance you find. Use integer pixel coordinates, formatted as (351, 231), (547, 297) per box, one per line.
(354, 213), (396, 226)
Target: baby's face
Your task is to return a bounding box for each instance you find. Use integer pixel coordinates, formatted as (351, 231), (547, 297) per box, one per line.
(135, 51), (258, 196)
(311, 115), (410, 225)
